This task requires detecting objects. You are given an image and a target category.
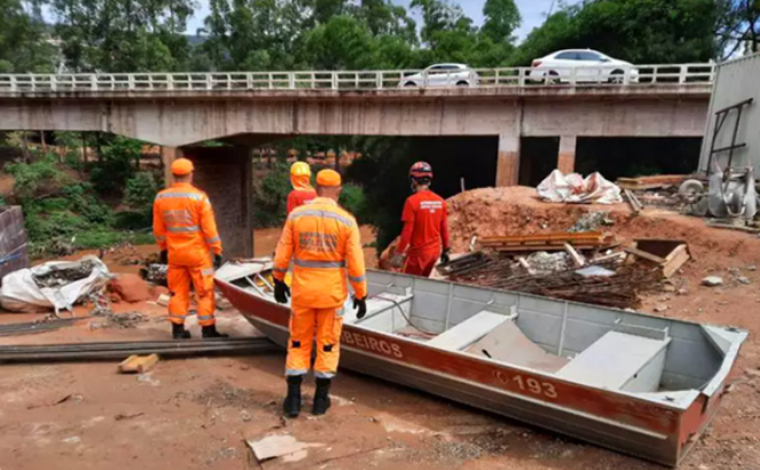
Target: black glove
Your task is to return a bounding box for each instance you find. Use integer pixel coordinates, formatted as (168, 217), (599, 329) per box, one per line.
(160, 250), (168, 265)
(274, 279), (290, 304)
(441, 248), (451, 265)
(214, 254), (223, 270)
(353, 296), (367, 319)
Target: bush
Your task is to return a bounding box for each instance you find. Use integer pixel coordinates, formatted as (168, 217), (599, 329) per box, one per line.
(90, 136), (142, 195)
(339, 183), (368, 223)
(253, 162), (291, 228)
(5, 153), (70, 200)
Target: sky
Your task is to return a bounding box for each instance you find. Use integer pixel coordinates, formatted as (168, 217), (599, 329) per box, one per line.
(185, 0), (577, 41)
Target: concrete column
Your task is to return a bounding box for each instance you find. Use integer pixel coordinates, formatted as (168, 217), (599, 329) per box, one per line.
(161, 146), (183, 186)
(182, 146), (253, 259)
(557, 135), (577, 174)
(496, 135), (520, 187)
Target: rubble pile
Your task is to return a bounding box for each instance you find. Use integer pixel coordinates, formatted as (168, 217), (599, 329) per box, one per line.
(32, 260), (97, 288)
(567, 211), (612, 233)
(524, 252), (570, 275)
(91, 311), (148, 329)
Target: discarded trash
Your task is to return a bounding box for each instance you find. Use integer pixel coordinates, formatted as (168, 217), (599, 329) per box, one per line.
(568, 212), (613, 233)
(246, 433), (324, 462)
(625, 239), (690, 278)
(114, 412), (144, 421)
(119, 354), (159, 374)
(90, 311), (147, 329)
(702, 276), (724, 287)
(537, 170), (623, 204)
(525, 252), (570, 276)
(0, 255), (113, 314)
(575, 266), (616, 277)
(737, 276), (751, 285)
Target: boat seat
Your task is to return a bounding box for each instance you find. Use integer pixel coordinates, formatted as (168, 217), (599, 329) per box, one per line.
(344, 291), (413, 325)
(427, 311), (510, 351)
(555, 331), (671, 392)
(466, 320), (569, 373)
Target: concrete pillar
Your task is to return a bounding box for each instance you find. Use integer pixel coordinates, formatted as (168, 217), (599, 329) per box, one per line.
(161, 146), (183, 186)
(496, 135), (520, 187)
(557, 135), (577, 174)
(182, 146), (253, 259)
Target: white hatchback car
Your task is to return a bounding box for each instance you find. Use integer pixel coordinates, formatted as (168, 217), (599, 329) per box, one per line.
(400, 63), (480, 88)
(530, 49), (639, 83)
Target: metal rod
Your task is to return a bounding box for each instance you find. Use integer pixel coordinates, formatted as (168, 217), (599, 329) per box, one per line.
(0, 338), (278, 363)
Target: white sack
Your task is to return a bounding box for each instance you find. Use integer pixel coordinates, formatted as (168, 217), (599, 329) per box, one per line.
(537, 170), (623, 204)
(1, 255), (112, 314)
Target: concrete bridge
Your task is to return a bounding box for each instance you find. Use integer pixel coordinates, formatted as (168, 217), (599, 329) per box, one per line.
(0, 66), (715, 256)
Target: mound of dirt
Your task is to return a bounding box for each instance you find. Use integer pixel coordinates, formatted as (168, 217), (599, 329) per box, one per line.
(445, 186), (760, 279)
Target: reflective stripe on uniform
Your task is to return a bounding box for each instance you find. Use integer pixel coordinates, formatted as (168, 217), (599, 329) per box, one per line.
(206, 236), (220, 243)
(201, 267), (215, 276)
(315, 370), (336, 379)
(349, 274), (366, 283)
(288, 210), (355, 229)
(273, 266), (288, 273)
(294, 259), (346, 269)
(167, 225), (200, 233)
(197, 314), (214, 320)
(156, 192), (203, 201)
(285, 368), (308, 376)
(169, 313), (186, 319)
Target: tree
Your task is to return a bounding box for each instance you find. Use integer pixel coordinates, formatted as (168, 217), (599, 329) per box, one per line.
(50, 0), (196, 72)
(0, 0), (56, 73)
(481, 0), (521, 43)
(716, 0), (760, 58)
(512, 0), (719, 65)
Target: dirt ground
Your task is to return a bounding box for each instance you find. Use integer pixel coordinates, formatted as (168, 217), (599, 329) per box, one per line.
(2, 190), (760, 470)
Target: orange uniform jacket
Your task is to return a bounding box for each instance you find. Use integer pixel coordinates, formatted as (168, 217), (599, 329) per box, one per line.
(153, 182), (223, 266)
(273, 198), (367, 308)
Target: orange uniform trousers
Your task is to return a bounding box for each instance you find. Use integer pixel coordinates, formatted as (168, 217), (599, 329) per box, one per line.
(168, 263), (216, 327)
(286, 304), (344, 379)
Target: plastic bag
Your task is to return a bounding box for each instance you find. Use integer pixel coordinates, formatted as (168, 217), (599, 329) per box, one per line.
(537, 170), (623, 204)
(1, 255), (113, 314)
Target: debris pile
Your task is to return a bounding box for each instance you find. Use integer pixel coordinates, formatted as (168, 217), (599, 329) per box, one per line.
(141, 263), (167, 285)
(567, 211), (613, 233)
(32, 260), (97, 288)
(537, 170), (622, 204)
(524, 252), (570, 275)
(91, 311), (148, 329)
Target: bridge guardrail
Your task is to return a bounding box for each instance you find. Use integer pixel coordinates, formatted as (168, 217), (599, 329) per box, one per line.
(0, 64), (715, 93)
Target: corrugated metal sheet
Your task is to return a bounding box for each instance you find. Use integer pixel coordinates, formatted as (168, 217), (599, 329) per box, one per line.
(699, 53), (760, 175)
(0, 206), (29, 282)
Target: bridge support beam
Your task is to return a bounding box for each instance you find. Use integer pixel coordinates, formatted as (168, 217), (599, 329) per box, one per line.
(496, 135), (520, 187)
(557, 135), (577, 174)
(161, 146), (184, 186)
(181, 146), (253, 259)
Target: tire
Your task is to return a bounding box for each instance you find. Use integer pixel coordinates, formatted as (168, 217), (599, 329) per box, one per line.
(608, 69), (625, 84)
(404, 81), (417, 87)
(679, 179), (705, 203)
(456, 80), (469, 87)
(545, 71), (559, 85)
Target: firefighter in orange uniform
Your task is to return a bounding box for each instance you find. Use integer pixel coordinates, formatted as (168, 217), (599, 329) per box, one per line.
(394, 161), (451, 277)
(153, 158), (227, 339)
(272, 169), (367, 418)
(287, 162), (317, 215)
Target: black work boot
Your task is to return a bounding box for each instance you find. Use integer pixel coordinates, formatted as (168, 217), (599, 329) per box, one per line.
(202, 325), (229, 338)
(312, 378), (332, 416)
(172, 323), (191, 339)
(283, 376), (302, 418)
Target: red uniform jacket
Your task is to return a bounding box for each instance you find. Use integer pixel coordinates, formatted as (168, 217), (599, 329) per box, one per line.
(286, 189), (317, 215)
(397, 190), (450, 254)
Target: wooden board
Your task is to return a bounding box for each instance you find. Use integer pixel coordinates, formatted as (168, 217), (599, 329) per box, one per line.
(119, 354), (159, 374)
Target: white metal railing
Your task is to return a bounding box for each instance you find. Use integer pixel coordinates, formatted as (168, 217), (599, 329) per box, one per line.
(0, 64), (715, 93)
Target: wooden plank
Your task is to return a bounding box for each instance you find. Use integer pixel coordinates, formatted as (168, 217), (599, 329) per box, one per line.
(662, 245), (690, 278)
(624, 247), (666, 265)
(624, 189), (643, 215)
(119, 353), (159, 374)
(564, 242), (586, 267)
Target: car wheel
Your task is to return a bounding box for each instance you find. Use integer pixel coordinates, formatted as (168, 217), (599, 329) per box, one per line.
(545, 71), (559, 85)
(608, 70), (625, 84)
(456, 80), (470, 87)
(404, 81), (417, 87)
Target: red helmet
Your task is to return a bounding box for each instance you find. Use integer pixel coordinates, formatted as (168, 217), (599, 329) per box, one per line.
(409, 161), (433, 180)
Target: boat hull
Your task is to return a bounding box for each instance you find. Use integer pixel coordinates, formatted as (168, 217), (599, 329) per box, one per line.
(217, 277), (739, 467)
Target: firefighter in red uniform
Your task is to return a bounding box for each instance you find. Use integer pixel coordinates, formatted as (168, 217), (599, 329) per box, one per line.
(393, 162), (451, 277)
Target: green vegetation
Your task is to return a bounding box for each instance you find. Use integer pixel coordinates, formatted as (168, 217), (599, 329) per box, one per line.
(3, 136), (157, 258)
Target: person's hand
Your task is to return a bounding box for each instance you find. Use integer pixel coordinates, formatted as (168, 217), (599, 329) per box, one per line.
(441, 248), (451, 265)
(353, 296), (367, 319)
(389, 252), (405, 269)
(160, 250), (168, 265)
(214, 254), (223, 270)
(274, 279), (291, 304)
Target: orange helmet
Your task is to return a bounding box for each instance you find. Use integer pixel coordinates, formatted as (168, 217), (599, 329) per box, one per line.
(290, 161), (311, 177)
(171, 158), (194, 176)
